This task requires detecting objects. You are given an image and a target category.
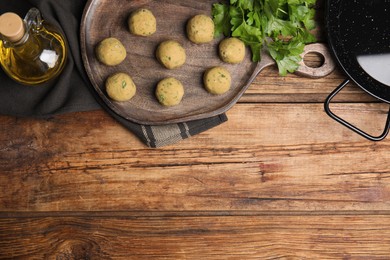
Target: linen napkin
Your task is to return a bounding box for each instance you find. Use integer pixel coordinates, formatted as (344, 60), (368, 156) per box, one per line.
(0, 0), (227, 148)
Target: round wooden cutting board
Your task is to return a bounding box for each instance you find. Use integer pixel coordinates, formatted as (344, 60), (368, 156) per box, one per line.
(80, 0), (257, 125)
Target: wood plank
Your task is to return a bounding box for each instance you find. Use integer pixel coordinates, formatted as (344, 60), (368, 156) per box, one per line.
(1, 215), (390, 259)
(243, 67), (378, 103)
(1, 104), (390, 212)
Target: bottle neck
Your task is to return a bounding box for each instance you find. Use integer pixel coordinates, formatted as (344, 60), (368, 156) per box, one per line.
(9, 26), (30, 47)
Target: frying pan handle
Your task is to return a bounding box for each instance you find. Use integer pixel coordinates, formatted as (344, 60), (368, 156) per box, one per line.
(295, 43), (336, 78)
(324, 79), (390, 141)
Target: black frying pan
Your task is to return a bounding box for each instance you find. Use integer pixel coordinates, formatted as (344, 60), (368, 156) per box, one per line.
(324, 0), (390, 141)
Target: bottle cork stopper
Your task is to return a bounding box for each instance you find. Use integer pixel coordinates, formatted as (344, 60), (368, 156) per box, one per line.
(0, 12), (25, 42)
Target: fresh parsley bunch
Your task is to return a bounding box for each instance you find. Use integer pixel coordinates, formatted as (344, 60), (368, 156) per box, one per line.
(212, 0), (317, 75)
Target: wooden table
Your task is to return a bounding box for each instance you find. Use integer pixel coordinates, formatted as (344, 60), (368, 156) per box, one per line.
(2, 63), (390, 259)
(2, 23), (390, 259)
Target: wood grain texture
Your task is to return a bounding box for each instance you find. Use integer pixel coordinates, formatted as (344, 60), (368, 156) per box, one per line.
(1, 103), (390, 212)
(2, 0), (390, 255)
(244, 67), (378, 103)
(1, 216), (390, 259)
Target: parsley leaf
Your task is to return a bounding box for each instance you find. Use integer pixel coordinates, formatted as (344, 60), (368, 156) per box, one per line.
(212, 0), (317, 75)
(212, 3), (231, 37)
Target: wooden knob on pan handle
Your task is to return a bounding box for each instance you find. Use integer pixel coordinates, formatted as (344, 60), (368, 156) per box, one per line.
(295, 43), (336, 79)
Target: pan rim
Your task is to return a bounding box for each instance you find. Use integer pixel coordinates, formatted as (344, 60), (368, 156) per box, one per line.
(325, 1), (390, 104)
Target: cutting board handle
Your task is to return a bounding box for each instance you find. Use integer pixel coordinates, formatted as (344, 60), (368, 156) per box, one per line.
(295, 43), (336, 78)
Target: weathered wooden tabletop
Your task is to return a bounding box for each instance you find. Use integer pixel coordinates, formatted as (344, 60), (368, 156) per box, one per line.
(1, 7), (390, 259)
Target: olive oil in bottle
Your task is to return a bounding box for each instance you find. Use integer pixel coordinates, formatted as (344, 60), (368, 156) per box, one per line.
(0, 8), (67, 85)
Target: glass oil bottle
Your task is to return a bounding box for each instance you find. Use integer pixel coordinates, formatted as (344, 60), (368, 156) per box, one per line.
(0, 8), (67, 85)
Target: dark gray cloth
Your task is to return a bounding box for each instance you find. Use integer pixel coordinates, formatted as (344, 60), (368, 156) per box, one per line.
(0, 0), (227, 148)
